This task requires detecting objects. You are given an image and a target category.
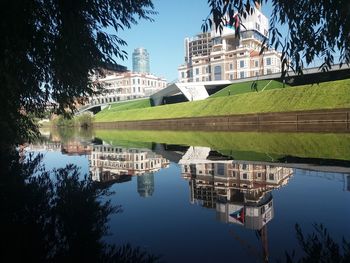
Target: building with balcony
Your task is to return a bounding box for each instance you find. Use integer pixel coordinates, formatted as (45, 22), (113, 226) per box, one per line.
(89, 71), (167, 105)
(181, 158), (293, 230)
(178, 6), (281, 83)
(89, 144), (169, 183)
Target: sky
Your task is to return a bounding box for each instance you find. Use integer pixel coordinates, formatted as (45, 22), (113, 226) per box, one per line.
(114, 0), (277, 82)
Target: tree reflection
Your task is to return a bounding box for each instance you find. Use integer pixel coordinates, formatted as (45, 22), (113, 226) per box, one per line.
(0, 152), (159, 262)
(282, 224), (350, 263)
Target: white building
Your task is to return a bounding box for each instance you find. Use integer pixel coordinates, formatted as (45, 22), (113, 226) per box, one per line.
(89, 72), (167, 105)
(89, 144), (169, 182)
(178, 6), (281, 82)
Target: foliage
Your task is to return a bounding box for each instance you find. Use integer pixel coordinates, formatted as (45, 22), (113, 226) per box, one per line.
(210, 79), (288, 98)
(52, 113), (94, 128)
(0, 151), (160, 262)
(282, 224), (350, 263)
(76, 113), (94, 128)
(203, 0), (350, 76)
(0, 0), (155, 147)
(94, 78), (350, 122)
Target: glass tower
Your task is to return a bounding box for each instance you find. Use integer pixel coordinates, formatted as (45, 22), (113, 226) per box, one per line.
(132, 47), (150, 73)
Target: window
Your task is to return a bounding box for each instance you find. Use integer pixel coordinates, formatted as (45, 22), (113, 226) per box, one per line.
(266, 57), (271, 65)
(239, 60), (245, 68)
(132, 79), (135, 84)
(229, 63), (233, 70)
(195, 68), (199, 75)
(214, 65), (222, 80)
(242, 173), (248, 179)
(255, 22), (260, 31)
(240, 71), (245, 79)
(230, 74), (233, 80)
(255, 60), (259, 67)
(138, 79), (140, 84)
(269, 173), (275, 180)
(217, 163), (225, 176)
(242, 164), (247, 170)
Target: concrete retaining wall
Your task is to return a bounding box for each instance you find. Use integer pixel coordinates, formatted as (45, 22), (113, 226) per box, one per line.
(94, 108), (350, 132)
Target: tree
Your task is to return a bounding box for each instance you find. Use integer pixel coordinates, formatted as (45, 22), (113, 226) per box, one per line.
(203, 0), (350, 77)
(0, 0), (155, 148)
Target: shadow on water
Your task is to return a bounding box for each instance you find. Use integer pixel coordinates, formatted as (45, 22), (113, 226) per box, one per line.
(0, 150), (160, 262)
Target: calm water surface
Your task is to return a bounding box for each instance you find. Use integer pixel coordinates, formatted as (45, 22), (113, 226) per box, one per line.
(24, 128), (350, 262)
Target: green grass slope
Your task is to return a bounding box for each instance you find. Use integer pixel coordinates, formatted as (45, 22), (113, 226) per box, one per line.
(95, 130), (350, 161)
(94, 78), (350, 122)
(106, 98), (151, 112)
(210, 79), (289, 98)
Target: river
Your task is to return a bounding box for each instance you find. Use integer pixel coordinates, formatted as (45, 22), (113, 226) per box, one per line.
(4, 127), (350, 263)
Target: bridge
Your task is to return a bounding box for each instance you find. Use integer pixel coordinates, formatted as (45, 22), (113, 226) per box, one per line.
(75, 97), (150, 115)
(75, 103), (110, 115)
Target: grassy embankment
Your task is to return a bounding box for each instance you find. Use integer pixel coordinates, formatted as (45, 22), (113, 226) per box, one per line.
(210, 79), (289, 98)
(108, 98), (151, 110)
(94, 78), (350, 122)
(95, 129), (350, 162)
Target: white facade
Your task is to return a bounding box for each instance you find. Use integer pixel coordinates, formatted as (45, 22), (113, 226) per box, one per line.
(178, 7), (281, 83)
(89, 144), (169, 182)
(89, 72), (167, 105)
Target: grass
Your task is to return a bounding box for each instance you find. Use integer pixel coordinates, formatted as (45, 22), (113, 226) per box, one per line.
(94, 78), (350, 122)
(95, 130), (350, 161)
(107, 98), (151, 111)
(210, 79), (289, 98)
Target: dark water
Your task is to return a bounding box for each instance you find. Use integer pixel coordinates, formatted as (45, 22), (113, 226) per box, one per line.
(7, 128), (350, 262)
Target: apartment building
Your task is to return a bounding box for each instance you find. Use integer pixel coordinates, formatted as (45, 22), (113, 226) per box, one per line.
(89, 72), (167, 105)
(89, 144), (169, 182)
(178, 6), (281, 82)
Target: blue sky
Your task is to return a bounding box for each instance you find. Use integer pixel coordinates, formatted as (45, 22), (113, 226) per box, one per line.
(115, 0), (277, 81)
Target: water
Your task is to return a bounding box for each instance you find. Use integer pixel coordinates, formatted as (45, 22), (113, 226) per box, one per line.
(7, 128), (350, 262)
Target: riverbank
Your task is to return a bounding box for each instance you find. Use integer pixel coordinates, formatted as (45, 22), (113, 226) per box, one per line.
(94, 78), (350, 123)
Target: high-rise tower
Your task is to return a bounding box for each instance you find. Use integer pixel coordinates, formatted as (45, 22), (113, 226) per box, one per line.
(132, 47), (150, 73)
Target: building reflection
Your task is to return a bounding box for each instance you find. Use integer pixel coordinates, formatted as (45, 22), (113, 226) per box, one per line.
(179, 146), (293, 262)
(137, 173), (155, 198)
(89, 144), (169, 196)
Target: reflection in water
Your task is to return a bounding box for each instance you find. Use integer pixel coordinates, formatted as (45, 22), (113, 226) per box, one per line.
(138, 173), (155, 197)
(25, 130), (350, 262)
(89, 144), (169, 197)
(179, 146), (293, 262)
(0, 151), (159, 262)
